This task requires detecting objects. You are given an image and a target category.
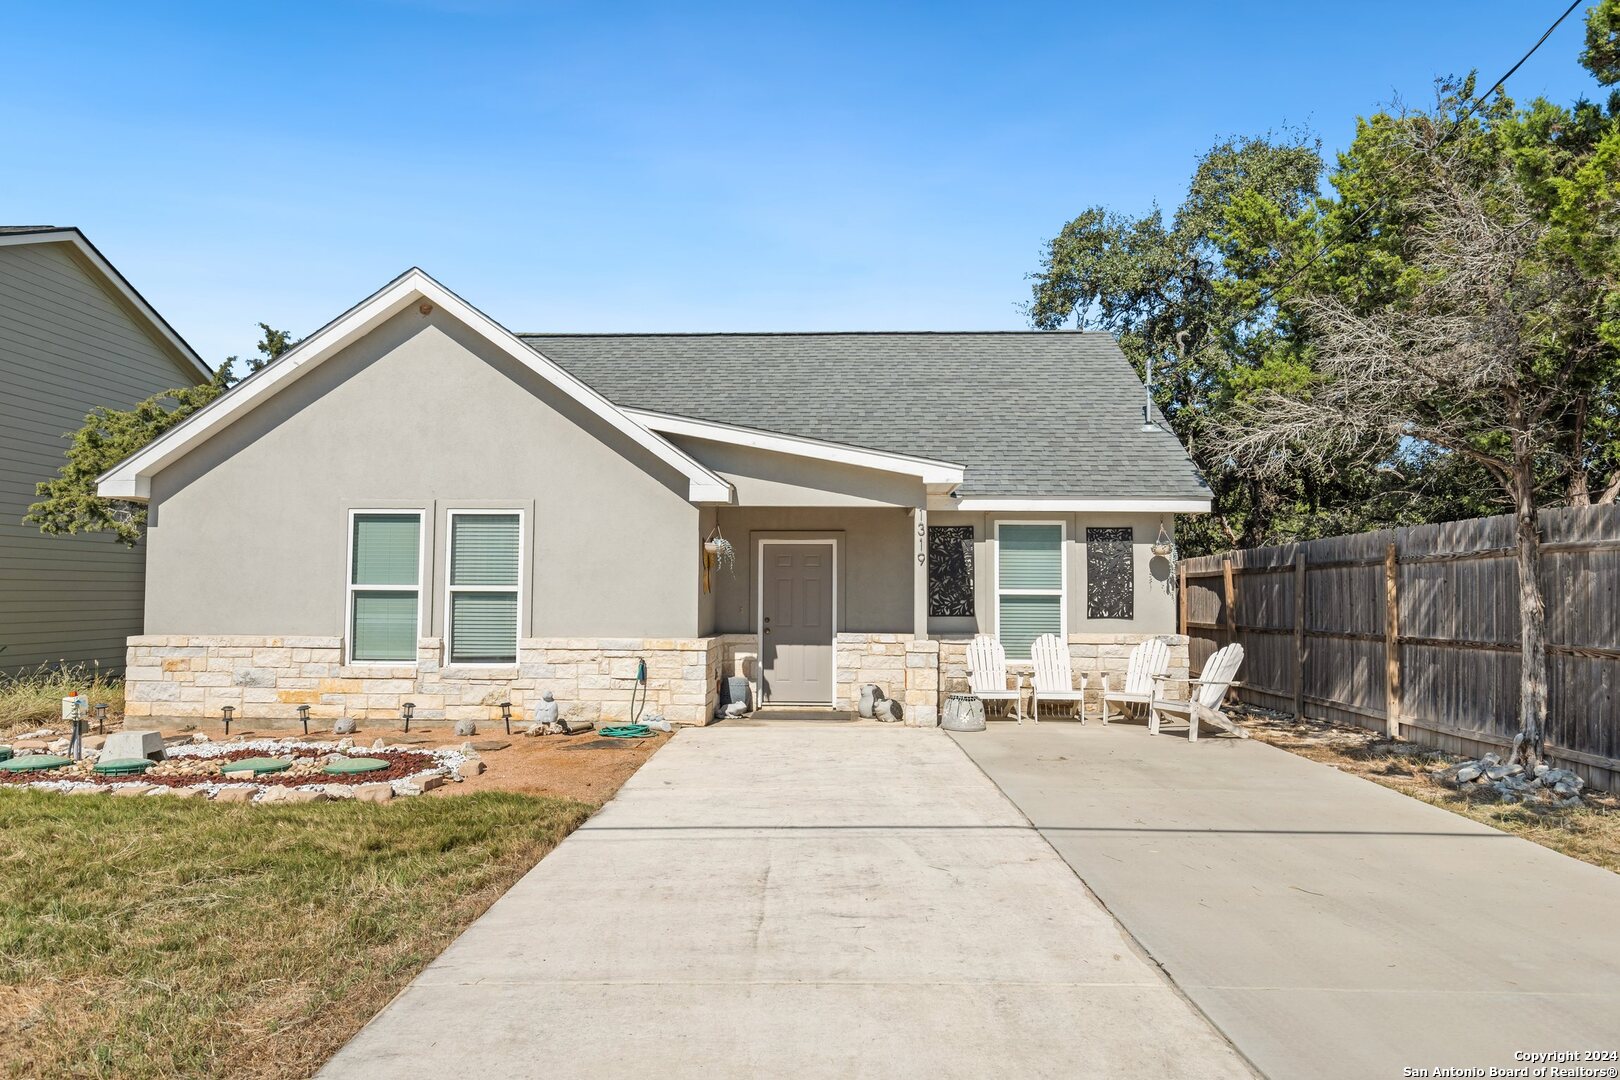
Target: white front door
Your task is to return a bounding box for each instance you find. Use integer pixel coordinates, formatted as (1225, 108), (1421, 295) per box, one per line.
(760, 542), (834, 704)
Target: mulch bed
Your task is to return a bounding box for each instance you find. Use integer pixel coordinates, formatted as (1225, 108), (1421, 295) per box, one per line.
(0, 746), (441, 789)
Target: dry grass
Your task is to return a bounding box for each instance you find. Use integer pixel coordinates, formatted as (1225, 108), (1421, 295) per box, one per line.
(0, 789), (592, 1079)
(0, 662), (122, 733)
(1235, 708), (1620, 874)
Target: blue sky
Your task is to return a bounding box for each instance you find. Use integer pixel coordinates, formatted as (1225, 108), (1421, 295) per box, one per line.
(1, 1), (1604, 368)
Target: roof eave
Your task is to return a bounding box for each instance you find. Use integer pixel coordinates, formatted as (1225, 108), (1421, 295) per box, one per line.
(624, 408), (967, 486)
(97, 269), (734, 506)
(928, 495), (1212, 513)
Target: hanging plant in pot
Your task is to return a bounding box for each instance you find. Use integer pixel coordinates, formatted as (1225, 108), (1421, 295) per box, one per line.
(1150, 519), (1175, 559)
(701, 531), (736, 593)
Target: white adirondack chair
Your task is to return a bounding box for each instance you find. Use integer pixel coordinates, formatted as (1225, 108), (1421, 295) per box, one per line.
(1148, 642), (1249, 742)
(1030, 633), (1086, 722)
(1099, 637), (1171, 724)
(967, 635), (1024, 723)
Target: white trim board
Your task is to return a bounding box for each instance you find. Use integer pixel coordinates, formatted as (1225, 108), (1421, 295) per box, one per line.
(0, 227), (211, 380)
(755, 538), (839, 708)
(344, 508), (427, 667)
(992, 520), (1067, 661)
(444, 508), (526, 667)
(931, 495), (1211, 513)
(95, 268), (734, 504)
(626, 409), (965, 486)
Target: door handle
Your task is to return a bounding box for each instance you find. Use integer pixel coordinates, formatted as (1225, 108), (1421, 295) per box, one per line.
(764, 628), (772, 635)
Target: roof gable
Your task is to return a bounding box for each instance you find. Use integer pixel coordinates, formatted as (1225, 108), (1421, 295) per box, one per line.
(0, 227), (210, 381)
(96, 269), (732, 503)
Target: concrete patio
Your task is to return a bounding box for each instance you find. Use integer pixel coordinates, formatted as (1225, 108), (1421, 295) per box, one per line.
(954, 721), (1620, 1080)
(320, 726), (1252, 1079)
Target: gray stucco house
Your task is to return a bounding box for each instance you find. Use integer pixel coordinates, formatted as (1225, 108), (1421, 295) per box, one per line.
(100, 269), (1208, 726)
(1, 227), (211, 673)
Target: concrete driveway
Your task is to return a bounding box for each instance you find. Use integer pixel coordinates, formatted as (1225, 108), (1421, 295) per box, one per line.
(321, 726), (1251, 1079)
(954, 722), (1620, 1080)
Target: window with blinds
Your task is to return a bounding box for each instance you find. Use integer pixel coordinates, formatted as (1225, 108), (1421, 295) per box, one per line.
(996, 522), (1063, 660)
(448, 512), (521, 664)
(349, 512), (421, 663)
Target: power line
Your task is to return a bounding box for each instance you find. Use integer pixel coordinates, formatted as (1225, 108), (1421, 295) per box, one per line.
(1250, 0), (1584, 310)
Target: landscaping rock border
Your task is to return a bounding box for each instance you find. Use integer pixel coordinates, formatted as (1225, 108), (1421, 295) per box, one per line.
(0, 737), (469, 804)
(1432, 753), (1587, 806)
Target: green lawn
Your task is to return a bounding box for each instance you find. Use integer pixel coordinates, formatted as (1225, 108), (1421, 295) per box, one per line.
(0, 789), (591, 1079)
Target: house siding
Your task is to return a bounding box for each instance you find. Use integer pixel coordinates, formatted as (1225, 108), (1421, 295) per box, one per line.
(143, 305), (703, 643)
(0, 240), (203, 673)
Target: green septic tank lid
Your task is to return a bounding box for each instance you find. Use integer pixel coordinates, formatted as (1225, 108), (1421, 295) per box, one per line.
(0, 754), (74, 772)
(322, 756), (389, 775)
(93, 757), (154, 776)
(0, 746), (11, 762)
(220, 757), (292, 775)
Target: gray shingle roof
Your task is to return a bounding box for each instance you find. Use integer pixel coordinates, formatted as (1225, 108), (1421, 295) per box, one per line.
(520, 332), (1208, 500)
(0, 225), (62, 234)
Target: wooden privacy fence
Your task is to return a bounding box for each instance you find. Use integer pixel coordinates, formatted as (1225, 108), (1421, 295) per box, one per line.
(1179, 505), (1620, 791)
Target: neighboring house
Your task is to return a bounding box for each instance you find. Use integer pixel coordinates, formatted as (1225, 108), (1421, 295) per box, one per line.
(0, 227), (210, 673)
(99, 269), (1208, 726)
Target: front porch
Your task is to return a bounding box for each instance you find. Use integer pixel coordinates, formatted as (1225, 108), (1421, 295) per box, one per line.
(696, 494), (1190, 724)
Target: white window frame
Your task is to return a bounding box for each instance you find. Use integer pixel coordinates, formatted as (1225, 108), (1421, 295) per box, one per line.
(993, 520), (1067, 660)
(444, 508), (526, 668)
(345, 508), (426, 667)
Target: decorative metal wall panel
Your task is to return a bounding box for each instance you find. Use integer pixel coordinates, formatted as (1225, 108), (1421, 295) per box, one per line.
(927, 525), (975, 617)
(1086, 526), (1134, 620)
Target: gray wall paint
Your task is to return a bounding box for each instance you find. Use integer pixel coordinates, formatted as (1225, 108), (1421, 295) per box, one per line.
(709, 507), (915, 634)
(145, 307), (702, 640)
(926, 511), (1178, 638)
(708, 509), (1176, 641)
(671, 435), (926, 508)
(0, 240), (204, 672)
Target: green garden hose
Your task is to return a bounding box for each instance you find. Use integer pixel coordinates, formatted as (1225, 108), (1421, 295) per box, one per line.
(599, 724), (654, 739)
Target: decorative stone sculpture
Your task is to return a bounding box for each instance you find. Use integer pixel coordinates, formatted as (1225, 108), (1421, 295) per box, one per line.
(858, 684), (886, 719)
(535, 692), (560, 728)
(453, 719), (477, 737)
(873, 698), (903, 722)
(332, 717), (357, 735)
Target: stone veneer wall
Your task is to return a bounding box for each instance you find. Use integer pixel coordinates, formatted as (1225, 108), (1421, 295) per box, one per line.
(711, 631), (1187, 722)
(124, 635), (723, 727)
(835, 634), (940, 726)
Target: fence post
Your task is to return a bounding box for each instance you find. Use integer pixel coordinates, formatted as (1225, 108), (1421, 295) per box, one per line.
(1177, 560), (1187, 637)
(1293, 551), (1306, 720)
(1384, 541), (1401, 739)
(1222, 556), (1236, 636)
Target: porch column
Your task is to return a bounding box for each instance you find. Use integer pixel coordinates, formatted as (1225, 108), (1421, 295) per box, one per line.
(911, 506), (928, 639)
